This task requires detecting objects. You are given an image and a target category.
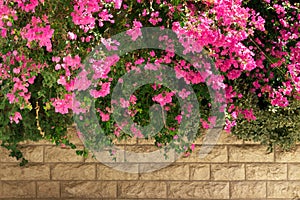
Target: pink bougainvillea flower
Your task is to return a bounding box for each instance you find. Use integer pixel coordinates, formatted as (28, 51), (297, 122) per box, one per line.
(57, 75), (67, 86)
(126, 19), (143, 41)
(51, 94), (72, 114)
(101, 38), (120, 51)
(13, 0), (40, 12)
(67, 31), (77, 40)
(144, 62), (159, 71)
(224, 119), (237, 132)
(6, 93), (17, 104)
(112, 0), (122, 9)
(241, 109), (256, 122)
(20, 16), (54, 52)
(99, 111), (110, 121)
(270, 91), (289, 107)
(120, 98), (130, 108)
(74, 70), (92, 91)
(89, 82), (111, 98)
(98, 9), (114, 27)
(113, 124), (121, 137)
(1, 28), (7, 37)
(71, 0), (101, 31)
(149, 11), (162, 25)
(129, 94), (137, 105)
(130, 124), (143, 138)
(52, 56), (61, 63)
(208, 116), (217, 127)
(10, 112), (22, 124)
(190, 144), (195, 151)
(77, 131), (83, 138)
(175, 115), (182, 124)
(149, 51), (155, 57)
(178, 88), (191, 99)
(152, 92), (174, 106)
(200, 118), (209, 129)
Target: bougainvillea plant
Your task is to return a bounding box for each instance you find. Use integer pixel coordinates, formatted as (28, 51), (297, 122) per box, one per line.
(0, 0), (299, 165)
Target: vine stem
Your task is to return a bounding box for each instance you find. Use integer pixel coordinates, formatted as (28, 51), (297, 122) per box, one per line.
(35, 101), (45, 137)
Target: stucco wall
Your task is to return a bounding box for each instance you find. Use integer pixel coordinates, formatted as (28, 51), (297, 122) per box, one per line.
(1, 128), (300, 199)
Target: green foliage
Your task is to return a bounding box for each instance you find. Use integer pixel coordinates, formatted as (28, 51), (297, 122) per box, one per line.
(231, 91), (300, 152)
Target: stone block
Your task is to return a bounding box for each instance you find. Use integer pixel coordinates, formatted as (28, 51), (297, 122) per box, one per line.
(44, 146), (84, 162)
(97, 163), (139, 180)
(0, 164), (50, 180)
(267, 181), (300, 198)
(118, 181), (167, 198)
(195, 131), (243, 145)
(276, 146), (300, 162)
(37, 181), (60, 198)
(139, 164), (189, 180)
(51, 164), (96, 180)
(246, 164), (287, 180)
(229, 146), (274, 162)
(211, 164), (245, 180)
(168, 181), (229, 199)
(0, 146), (43, 163)
(178, 145), (228, 163)
(189, 164), (210, 180)
(230, 181), (266, 199)
(288, 164), (300, 180)
(61, 181), (117, 198)
(0, 181), (36, 198)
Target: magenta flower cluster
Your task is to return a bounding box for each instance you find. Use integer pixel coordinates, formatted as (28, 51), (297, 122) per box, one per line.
(0, 0), (299, 154)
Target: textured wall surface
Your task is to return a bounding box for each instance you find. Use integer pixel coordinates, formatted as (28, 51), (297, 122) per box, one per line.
(1, 127), (300, 199)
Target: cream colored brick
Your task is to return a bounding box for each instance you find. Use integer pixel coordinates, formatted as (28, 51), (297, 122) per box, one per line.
(61, 181), (117, 198)
(37, 181), (60, 198)
(199, 145), (228, 162)
(138, 163), (173, 173)
(139, 164), (189, 180)
(97, 164), (139, 180)
(231, 181), (266, 199)
(0, 181), (36, 198)
(0, 164), (50, 180)
(178, 145), (228, 163)
(125, 145), (163, 153)
(44, 146), (84, 162)
(189, 164), (210, 180)
(124, 145), (176, 163)
(211, 164), (245, 180)
(51, 164), (95, 180)
(267, 181), (300, 198)
(21, 146), (44, 162)
(0, 146), (43, 163)
(84, 146), (126, 163)
(289, 164), (300, 180)
(229, 145), (274, 162)
(118, 181), (167, 198)
(246, 164), (287, 180)
(0, 147), (20, 162)
(137, 138), (155, 145)
(113, 137), (137, 145)
(195, 131), (243, 145)
(168, 181), (229, 199)
(276, 146), (300, 162)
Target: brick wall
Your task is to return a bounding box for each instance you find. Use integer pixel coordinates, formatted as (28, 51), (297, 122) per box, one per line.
(1, 128), (300, 199)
